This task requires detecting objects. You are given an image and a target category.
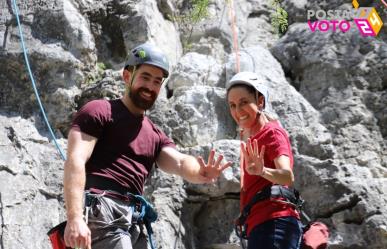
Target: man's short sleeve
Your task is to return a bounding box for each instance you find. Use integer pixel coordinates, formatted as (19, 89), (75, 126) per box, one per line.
(71, 100), (110, 138)
(153, 125), (176, 158)
(159, 131), (175, 149)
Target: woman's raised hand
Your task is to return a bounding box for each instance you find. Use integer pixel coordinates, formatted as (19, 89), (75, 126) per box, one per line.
(241, 138), (266, 176)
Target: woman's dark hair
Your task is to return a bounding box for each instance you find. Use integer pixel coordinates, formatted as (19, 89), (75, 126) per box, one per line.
(226, 83), (263, 100)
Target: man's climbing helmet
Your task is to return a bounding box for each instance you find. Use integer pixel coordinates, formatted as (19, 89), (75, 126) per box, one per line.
(125, 43), (170, 78)
(226, 71), (269, 111)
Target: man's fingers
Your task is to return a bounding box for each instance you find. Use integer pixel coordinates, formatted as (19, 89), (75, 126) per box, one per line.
(214, 154), (224, 168)
(64, 235), (70, 247)
(64, 220), (91, 249)
(197, 156), (206, 169)
(197, 174), (215, 183)
(77, 237), (86, 249)
(79, 231), (92, 249)
(76, 238), (82, 249)
(65, 233), (77, 248)
(207, 149), (215, 165)
(82, 233), (91, 249)
(220, 161), (232, 171)
(75, 233), (90, 249)
(86, 233), (92, 249)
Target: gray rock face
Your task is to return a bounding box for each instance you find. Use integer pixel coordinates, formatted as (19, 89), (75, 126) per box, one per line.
(168, 52), (223, 89)
(0, 0), (386, 249)
(149, 86), (236, 147)
(0, 114), (65, 249)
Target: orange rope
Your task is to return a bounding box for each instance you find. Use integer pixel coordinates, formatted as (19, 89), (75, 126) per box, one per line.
(228, 0), (240, 73)
(228, 0), (242, 205)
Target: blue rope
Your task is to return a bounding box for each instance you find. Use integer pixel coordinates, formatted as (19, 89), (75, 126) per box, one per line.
(12, 0), (66, 161)
(129, 194), (158, 249)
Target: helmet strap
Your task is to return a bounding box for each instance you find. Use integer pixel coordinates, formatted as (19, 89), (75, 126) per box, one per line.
(129, 66), (137, 88)
(125, 66), (137, 97)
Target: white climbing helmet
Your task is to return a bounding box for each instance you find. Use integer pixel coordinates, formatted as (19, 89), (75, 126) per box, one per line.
(226, 72), (269, 111)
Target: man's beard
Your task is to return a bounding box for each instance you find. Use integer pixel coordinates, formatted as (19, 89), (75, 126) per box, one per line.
(129, 87), (157, 110)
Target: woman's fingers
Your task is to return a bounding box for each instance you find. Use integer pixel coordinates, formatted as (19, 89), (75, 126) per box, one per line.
(240, 142), (247, 158)
(260, 145), (266, 159)
(253, 139), (258, 156)
(247, 138), (254, 156)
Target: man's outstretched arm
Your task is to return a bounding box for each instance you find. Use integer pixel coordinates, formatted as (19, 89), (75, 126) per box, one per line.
(63, 129), (97, 249)
(156, 147), (231, 183)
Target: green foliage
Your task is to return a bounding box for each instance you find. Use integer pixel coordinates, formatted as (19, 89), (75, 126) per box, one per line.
(189, 0), (210, 23)
(84, 73), (97, 85)
(171, 0), (210, 51)
(85, 62), (108, 85)
(97, 62), (106, 71)
(270, 0), (289, 35)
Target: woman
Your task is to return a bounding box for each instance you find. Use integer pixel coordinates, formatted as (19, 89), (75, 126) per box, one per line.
(226, 72), (302, 249)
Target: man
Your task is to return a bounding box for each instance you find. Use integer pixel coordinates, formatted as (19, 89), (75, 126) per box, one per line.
(63, 43), (231, 249)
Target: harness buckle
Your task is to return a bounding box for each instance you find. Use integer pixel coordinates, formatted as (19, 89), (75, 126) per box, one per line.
(234, 217), (247, 239)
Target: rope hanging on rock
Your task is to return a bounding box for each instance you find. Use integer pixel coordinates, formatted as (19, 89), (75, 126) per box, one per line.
(11, 0), (66, 160)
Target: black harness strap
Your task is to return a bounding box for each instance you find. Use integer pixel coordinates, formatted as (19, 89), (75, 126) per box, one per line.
(235, 185), (304, 240)
(84, 191), (158, 249)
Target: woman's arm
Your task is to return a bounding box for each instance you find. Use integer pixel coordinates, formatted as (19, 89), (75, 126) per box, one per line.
(259, 155), (294, 185)
(242, 138), (294, 186)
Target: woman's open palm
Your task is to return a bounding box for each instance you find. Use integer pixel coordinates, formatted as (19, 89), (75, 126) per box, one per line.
(241, 138), (266, 176)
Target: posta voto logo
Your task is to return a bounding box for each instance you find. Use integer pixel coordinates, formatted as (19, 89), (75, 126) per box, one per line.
(307, 0), (384, 37)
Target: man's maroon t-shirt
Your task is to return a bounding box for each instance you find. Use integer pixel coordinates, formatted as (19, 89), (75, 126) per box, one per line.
(71, 99), (175, 195)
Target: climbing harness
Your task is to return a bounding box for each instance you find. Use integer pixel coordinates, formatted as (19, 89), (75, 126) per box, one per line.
(127, 193), (158, 249)
(84, 191), (158, 249)
(48, 191), (159, 249)
(234, 184), (329, 249)
(234, 184), (304, 241)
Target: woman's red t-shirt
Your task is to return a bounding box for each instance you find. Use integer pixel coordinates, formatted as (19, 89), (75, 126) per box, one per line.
(240, 121), (300, 235)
